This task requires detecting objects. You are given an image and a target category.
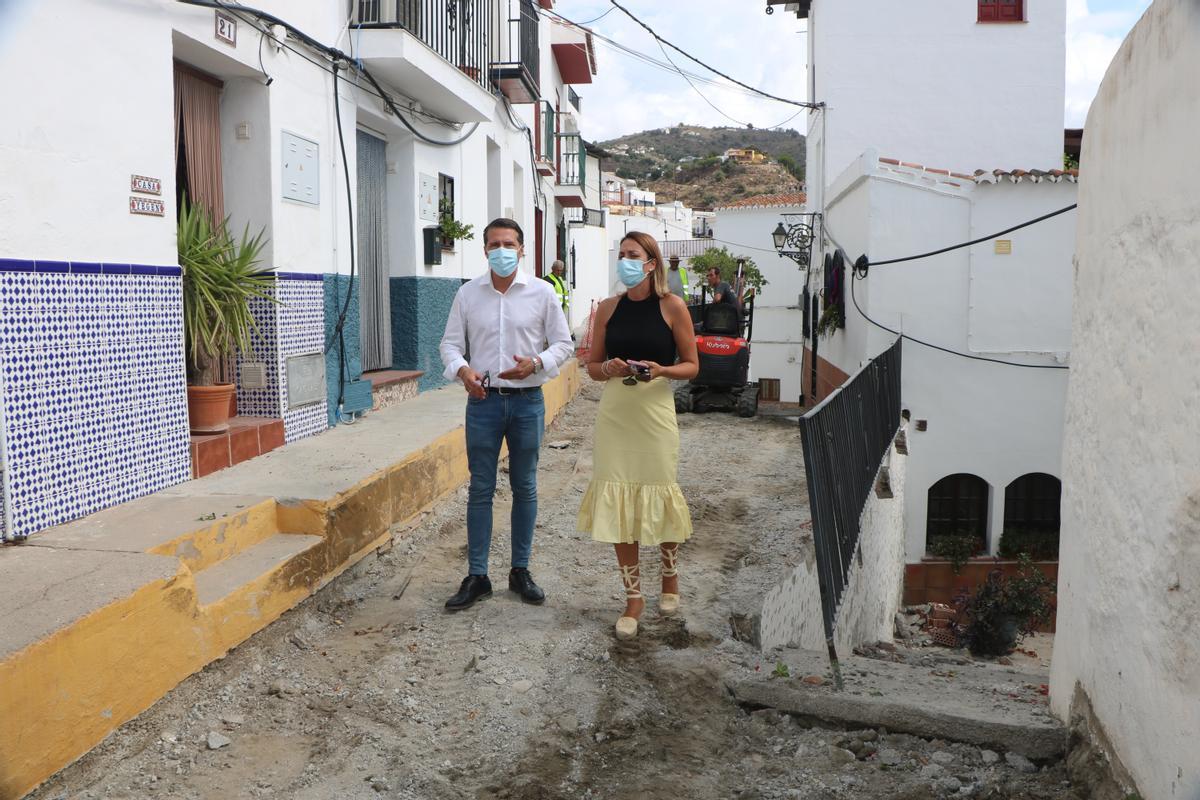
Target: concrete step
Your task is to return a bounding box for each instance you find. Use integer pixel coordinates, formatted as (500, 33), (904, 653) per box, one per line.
(365, 369), (423, 412)
(195, 532), (323, 607)
(147, 496), (281, 573)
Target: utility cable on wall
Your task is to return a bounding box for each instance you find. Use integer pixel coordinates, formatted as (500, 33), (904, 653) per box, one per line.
(857, 203), (1078, 270)
(848, 275), (1069, 370)
(181, 0), (481, 146)
(820, 210), (1074, 371)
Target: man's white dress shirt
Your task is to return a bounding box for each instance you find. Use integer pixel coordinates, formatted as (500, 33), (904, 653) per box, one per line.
(440, 269), (575, 389)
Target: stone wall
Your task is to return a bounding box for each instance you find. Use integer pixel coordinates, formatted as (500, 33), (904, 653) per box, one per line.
(1049, 3), (1200, 798)
(759, 430), (908, 653)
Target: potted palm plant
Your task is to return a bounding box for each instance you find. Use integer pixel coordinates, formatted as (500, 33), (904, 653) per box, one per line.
(177, 198), (274, 434)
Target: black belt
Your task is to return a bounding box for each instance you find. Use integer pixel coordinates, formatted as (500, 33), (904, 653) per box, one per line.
(487, 385), (542, 395)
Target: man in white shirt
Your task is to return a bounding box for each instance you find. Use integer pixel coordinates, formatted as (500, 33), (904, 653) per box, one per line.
(439, 218), (574, 612)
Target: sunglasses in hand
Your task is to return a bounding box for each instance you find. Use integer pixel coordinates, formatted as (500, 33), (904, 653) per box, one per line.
(623, 361), (652, 386)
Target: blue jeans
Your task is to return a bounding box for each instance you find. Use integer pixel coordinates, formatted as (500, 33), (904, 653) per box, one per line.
(465, 388), (545, 576)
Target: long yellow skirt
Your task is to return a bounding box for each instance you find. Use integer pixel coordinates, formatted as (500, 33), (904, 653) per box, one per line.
(577, 378), (693, 544)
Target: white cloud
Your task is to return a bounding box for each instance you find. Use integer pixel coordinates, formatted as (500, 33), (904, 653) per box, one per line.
(569, 0), (1150, 139)
(567, 0), (810, 141)
(1064, 0), (1151, 125)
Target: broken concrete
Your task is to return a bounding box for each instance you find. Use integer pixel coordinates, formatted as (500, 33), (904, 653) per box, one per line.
(728, 647), (1066, 760)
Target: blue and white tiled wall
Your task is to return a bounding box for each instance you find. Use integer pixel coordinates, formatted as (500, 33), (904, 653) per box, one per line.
(0, 260), (191, 541)
(236, 273), (328, 443)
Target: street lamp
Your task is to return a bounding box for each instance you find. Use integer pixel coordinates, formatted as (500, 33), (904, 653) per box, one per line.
(772, 213), (818, 269)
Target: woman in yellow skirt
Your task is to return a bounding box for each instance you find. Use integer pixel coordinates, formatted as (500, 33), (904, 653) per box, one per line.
(577, 232), (699, 639)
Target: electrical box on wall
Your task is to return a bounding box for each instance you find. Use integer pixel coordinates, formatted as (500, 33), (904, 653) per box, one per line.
(286, 352), (326, 407)
(282, 131), (319, 205)
(419, 173), (438, 221)
(423, 227), (443, 266)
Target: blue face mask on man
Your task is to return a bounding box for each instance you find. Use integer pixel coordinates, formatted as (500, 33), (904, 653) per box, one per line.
(488, 247), (520, 277)
(617, 258), (650, 288)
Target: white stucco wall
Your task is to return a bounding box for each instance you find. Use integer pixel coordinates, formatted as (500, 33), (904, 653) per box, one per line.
(0, 1), (364, 276)
(817, 157), (1076, 563)
(713, 204), (809, 402)
(1050, 3), (1200, 798)
(804, 0), (1066, 212)
(760, 432), (907, 653)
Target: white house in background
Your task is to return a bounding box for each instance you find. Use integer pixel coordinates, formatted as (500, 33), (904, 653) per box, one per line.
(1051, 3), (1199, 798)
(778, 0), (1076, 579)
(713, 193), (808, 403)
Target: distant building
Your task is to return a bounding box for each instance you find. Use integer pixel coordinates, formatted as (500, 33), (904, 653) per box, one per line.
(724, 148), (768, 165)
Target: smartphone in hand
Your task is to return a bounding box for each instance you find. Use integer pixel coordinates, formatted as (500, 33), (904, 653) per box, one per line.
(627, 360), (652, 382)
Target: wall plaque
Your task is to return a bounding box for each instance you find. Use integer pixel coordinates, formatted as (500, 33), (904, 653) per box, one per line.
(130, 196), (165, 216)
(131, 174), (161, 195)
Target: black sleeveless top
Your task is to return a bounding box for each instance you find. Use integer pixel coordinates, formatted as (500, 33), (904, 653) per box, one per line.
(605, 294), (677, 365)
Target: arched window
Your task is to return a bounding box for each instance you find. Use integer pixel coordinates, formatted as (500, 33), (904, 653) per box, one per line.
(926, 473), (989, 556)
(1000, 473), (1061, 560)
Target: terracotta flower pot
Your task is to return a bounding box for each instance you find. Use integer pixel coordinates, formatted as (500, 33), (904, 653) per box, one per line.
(187, 384), (236, 434)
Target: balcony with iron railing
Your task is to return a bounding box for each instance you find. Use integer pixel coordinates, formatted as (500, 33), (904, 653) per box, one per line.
(555, 132), (586, 207)
(351, 0), (495, 122)
(490, 0), (540, 103)
(564, 207), (605, 226)
(534, 100), (555, 175)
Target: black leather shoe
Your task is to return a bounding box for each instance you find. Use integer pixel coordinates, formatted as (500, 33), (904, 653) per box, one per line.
(509, 568), (546, 605)
(445, 575), (492, 612)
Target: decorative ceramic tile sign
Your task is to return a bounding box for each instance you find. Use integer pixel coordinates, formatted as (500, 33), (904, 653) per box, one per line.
(130, 174), (161, 195)
(215, 11), (237, 46)
(130, 196), (166, 216)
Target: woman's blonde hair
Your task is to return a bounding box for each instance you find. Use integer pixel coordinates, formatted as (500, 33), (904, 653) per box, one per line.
(620, 231), (670, 298)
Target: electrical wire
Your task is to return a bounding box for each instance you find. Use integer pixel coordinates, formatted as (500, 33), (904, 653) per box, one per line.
(182, 0), (481, 144)
(527, 3), (795, 105)
(209, 1), (455, 127)
(330, 64), (360, 414)
(575, 6), (616, 25)
(499, 97), (547, 211)
(602, 0), (820, 109)
(821, 209), (1072, 370)
(849, 273), (1069, 370)
(256, 27), (273, 85)
(862, 204), (1078, 269)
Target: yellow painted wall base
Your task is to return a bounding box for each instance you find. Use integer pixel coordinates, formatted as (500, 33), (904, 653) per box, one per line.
(0, 365), (579, 800)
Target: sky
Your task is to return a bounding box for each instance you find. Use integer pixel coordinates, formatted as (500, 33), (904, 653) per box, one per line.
(564, 0), (1153, 142)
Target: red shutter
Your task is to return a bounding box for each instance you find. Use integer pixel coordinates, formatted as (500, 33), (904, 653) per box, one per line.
(978, 0), (1022, 22)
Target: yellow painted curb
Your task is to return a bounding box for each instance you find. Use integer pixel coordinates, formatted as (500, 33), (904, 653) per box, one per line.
(0, 364), (579, 799)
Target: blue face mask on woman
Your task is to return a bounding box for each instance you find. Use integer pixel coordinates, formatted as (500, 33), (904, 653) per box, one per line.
(488, 248), (520, 277)
(617, 258), (650, 288)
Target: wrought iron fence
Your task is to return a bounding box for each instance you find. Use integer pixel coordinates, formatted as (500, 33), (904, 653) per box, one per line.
(800, 337), (902, 682)
(352, 0), (491, 91)
(536, 100), (555, 162)
(661, 239), (720, 259)
(556, 133), (585, 186)
(490, 0), (540, 94)
(564, 207), (605, 226)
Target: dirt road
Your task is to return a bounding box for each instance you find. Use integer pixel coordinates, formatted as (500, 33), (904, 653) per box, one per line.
(30, 383), (1082, 800)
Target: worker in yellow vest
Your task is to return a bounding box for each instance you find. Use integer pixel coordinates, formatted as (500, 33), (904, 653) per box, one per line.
(667, 254), (690, 300)
(544, 260), (569, 316)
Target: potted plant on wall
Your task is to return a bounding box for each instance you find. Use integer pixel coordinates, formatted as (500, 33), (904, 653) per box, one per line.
(438, 198), (475, 252)
(178, 197), (274, 434)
